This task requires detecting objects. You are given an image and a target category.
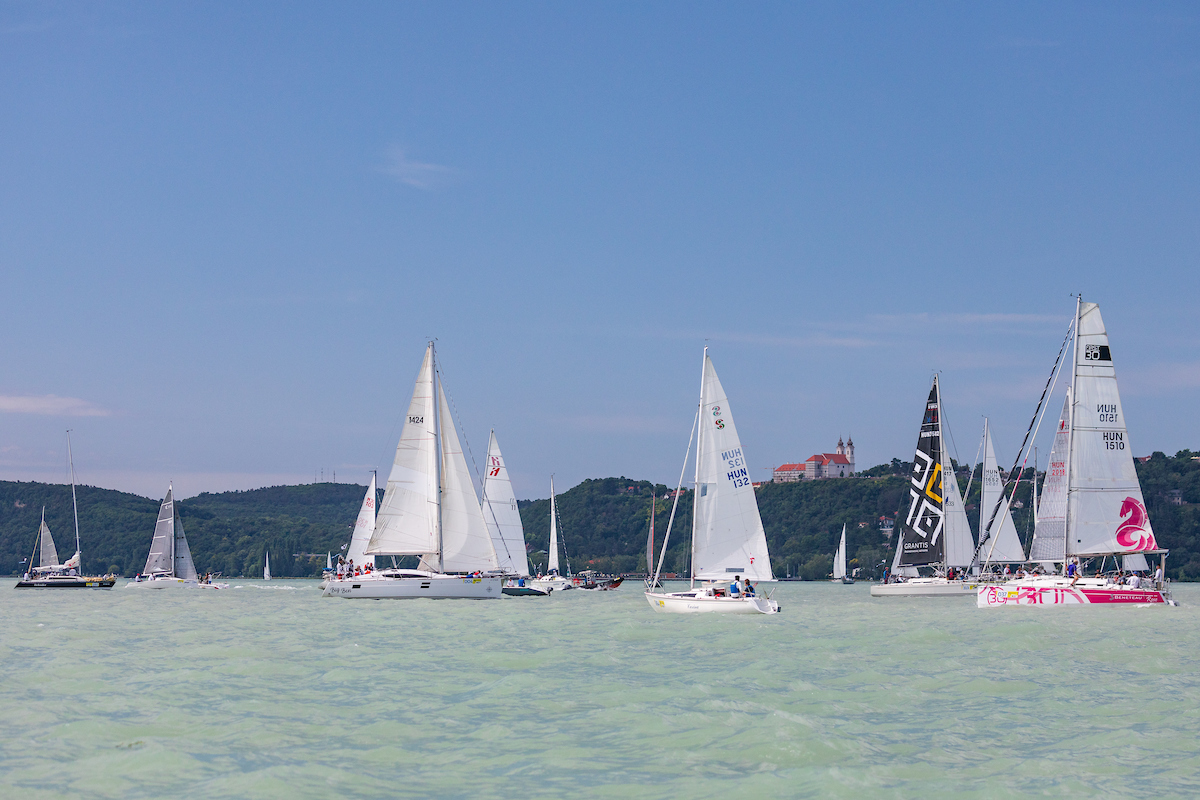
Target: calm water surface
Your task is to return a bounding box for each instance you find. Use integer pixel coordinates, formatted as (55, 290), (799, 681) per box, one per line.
(2, 580), (1198, 798)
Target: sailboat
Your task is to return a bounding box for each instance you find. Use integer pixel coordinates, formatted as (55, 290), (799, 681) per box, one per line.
(529, 477), (573, 593)
(979, 299), (1173, 606)
(871, 376), (979, 597)
(481, 432), (547, 596)
(645, 348), (779, 614)
(264, 551), (271, 581)
(831, 524), (853, 584)
(323, 343), (501, 599)
(346, 473), (378, 572)
(127, 484), (227, 589)
(16, 433), (115, 589)
(973, 418), (1027, 569)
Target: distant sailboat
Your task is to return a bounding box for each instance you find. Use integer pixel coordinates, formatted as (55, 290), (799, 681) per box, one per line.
(323, 343), (501, 599)
(831, 524), (853, 584)
(871, 376), (977, 597)
(530, 478), (573, 593)
(980, 299), (1173, 606)
(126, 484), (227, 589)
(481, 432), (548, 597)
(16, 433), (115, 589)
(264, 551), (271, 581)
(645, 348), (779, 614)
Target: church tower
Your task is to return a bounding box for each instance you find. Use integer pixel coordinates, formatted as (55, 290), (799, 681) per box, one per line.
(846, 435), (855, 474)
(836, 436), (845, 456)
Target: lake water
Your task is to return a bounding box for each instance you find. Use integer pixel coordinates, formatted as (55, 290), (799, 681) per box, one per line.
(2, 580), (1198, 798)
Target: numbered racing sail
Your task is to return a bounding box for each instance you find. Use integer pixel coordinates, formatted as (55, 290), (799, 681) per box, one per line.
(977, 419), (1026, 564)
(1067, 301), (1156, 555)
(691, 352), (773, 582)
(481, 431), (530, 576)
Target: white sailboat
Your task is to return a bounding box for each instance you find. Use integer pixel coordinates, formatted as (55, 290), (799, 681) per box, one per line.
(980, 299), (1173, 606)
(346, 473), (378, 571)
(264, 551), (271, 581)
(645, 348), (779, 615)
(831, 524), (853, 584)
(17, 433), (115, 589)
(872, 376), (979, 597)
(127, 484), (226, 589)
(481, 432), (547, 596)
(529, 477), (573, 593)
(323, 343), (501, 600)
(974, 418), (1027, 567)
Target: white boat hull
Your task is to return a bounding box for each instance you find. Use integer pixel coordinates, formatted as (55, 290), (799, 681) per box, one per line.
(978, 577), (1172, 607)
(322, 572), (501, 599)
(645, 589), (779, 615)
(870, 578), (981, 597)
(124, 577), (228, 589)
(528, 576), (573, 592)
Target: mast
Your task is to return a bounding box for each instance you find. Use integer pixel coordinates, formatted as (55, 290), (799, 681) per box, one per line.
(67, 430), (80, 559)
(689, 346), (707, 588)
(1063, 296), (1081, 565)
(431, 343), (444, 573)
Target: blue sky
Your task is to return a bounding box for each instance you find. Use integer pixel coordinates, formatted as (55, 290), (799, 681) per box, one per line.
(1, 2), (1198, 499)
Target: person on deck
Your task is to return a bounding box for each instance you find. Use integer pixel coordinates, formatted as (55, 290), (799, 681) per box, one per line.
(742, 578), (755, 597)
(1155, 565), (1164, 587)
(729, 577), (741, 598)
(1066, 559), (1079, 586)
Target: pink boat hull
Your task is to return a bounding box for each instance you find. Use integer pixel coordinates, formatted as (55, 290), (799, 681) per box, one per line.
(978, 580), (1169, 607)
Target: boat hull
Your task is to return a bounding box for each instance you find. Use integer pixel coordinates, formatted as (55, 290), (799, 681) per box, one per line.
(871, 579), (980, 597)
(502, 585), (550, 597)
(124, 577), (229, 589)
(323, 573), (501, 599)
(529, 576), (573, 592)
(978, 579), (1171, 607)
(15, 577), (116, 589)
(645, 590), (779, 615)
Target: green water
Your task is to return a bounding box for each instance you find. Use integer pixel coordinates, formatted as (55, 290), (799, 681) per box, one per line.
(1, 581), (1197, 798)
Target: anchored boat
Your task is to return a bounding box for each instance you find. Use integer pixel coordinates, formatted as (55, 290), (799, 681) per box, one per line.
(645, 348), (779, 615)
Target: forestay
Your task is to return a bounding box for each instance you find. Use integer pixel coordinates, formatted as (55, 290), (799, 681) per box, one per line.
(368, 345), (439, 558)
(346, 473), (377, 568)
(482, 431), (530, 576)
(1068, 302), (1156, 555)
(144, 486), (177, 575)
(691, 353), (773, 582)
(978, 420), (1027, 563)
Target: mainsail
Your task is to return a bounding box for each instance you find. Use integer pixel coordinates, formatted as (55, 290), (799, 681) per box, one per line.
(481, 431), (530, 576)
(547, 478), (560, 574)
(1068, 301), (1156, 555)
(368, 346), (439, 558)
(833, 524), (847, 580)
(691, 351), (773, 582)
(900, 380), (947, 566)
(977, 420), (1027, 564)
(144, 486), (177, 575)
(173, 507), (198, 580)
(346, 474), (378, 568)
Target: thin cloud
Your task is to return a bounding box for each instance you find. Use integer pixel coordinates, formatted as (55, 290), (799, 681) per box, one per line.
(381, 146), (462, 190)
(0, 395), (111, 417)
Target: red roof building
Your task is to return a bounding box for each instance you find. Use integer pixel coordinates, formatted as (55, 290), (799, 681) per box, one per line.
(774, 437), (856, 481)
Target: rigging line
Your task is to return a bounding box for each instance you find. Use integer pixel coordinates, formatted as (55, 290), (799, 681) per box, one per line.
(652, 402), (701, 588)
(976, 315), (1074, 567)
(962, 418), (987, 503)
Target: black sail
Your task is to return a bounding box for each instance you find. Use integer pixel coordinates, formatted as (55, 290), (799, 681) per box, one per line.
(900, 378), (945, 566)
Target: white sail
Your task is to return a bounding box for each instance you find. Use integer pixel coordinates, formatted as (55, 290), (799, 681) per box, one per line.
(431, 382), (498, 573)
(940, 426), (975, 568)
(37, 512), (59, 568)
(264, 551), (271, 580)
(173, 508), (198, 580)
(481, 431), (530, 576)
(367, 345), (439, 557)
(346, 474), (378, 568)
(1067, 302), (1156, 555)
(1029, 391), (1071, 562)
(547, 478), (560, 574)
(691, 352), (774, 582)
(326, 552), (332, 570)
(1123, 553), (1149, 572)
(978, 420), (1027, 563)
(833, 524), (847, 580)
(143, 486), (176, 575)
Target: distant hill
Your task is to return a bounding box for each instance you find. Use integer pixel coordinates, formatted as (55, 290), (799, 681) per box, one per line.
(3, 450), (1198, 579)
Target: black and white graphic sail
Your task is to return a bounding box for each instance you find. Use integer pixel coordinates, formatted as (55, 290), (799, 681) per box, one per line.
(900, 379), (947, 566)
